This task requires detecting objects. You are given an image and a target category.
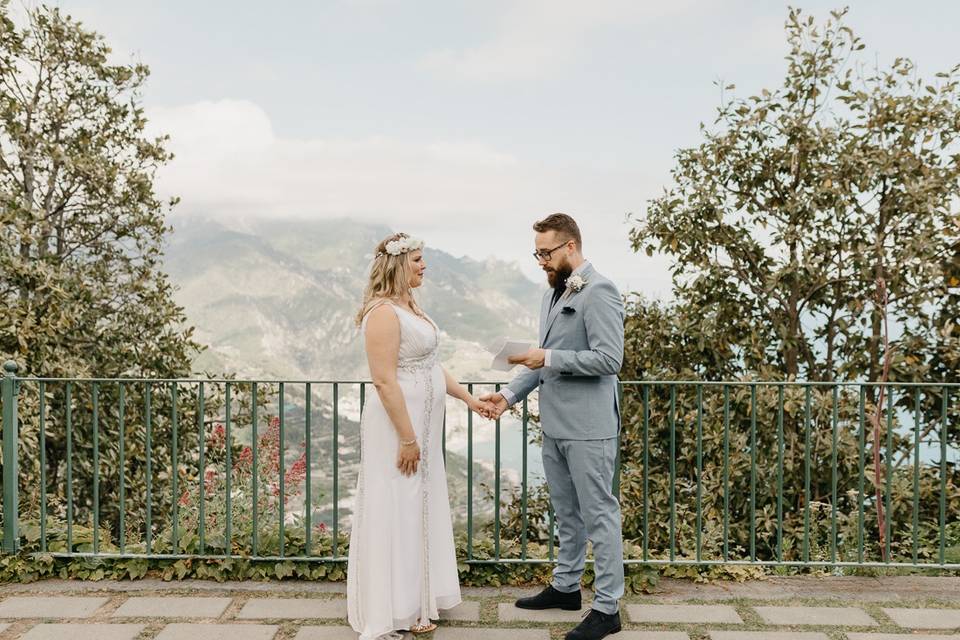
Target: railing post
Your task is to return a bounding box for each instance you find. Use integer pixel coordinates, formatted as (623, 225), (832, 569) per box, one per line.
(2, 360), (20, 553)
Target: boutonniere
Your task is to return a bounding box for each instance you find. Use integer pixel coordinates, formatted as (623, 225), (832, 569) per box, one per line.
(566, 274), (587, 292)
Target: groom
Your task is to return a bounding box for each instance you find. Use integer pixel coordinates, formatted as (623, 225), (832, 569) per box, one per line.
(483, 213), (625, 640)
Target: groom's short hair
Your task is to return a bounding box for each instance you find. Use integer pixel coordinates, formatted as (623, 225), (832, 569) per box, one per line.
(533, 213), (582, 249)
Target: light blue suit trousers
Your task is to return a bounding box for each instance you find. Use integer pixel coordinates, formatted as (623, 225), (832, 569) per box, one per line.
(542, 435), (624, 614)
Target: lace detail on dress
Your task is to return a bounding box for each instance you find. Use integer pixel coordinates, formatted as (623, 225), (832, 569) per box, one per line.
(419, 363), (435, 620)
(398, 350), (439, 373)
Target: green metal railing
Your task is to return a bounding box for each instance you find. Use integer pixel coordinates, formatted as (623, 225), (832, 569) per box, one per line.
(1, 360), (958, 569)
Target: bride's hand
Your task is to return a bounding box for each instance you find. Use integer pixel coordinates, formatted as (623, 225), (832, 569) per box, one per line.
(467, 395), (495, 419)
(397, 440), (420, 476)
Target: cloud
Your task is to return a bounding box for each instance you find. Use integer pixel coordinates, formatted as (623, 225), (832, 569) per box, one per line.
(146, 98), (674, 296)
(147, 98), (643, 228)
(147, 99), (530, 221)
(420, 0), (691, 81)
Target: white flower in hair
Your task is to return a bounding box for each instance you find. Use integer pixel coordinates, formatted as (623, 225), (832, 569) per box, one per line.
(379, 235), (424, 258)
(567, 274), (587, 292)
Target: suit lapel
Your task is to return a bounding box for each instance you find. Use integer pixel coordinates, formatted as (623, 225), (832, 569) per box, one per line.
(541, 292), (565, 345)
(539, 289), (552, 343)
(542, 263), (597, 345)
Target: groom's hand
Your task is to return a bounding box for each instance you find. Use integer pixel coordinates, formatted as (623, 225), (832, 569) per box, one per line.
(479, 392), (509, 418)
(468, 395), (499, 419)
(507, 348), (546, 370)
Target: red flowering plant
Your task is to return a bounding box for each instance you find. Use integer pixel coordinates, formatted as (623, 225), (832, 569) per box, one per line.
(170, 416), (329, 556)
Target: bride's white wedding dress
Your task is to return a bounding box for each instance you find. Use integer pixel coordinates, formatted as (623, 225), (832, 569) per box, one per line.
(347, 301), (461, 640)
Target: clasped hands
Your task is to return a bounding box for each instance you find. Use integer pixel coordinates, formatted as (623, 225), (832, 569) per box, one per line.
(399, 392), (508, 476)
(464, 348), (545, 420)
(467, 391), (509, 420)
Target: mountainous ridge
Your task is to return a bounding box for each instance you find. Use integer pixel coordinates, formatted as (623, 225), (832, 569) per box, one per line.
(163, 215), (542, 380)
(160, 215), (543, 526)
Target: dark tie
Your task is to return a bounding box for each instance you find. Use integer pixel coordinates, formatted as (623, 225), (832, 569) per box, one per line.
(550, 285), (564, 310)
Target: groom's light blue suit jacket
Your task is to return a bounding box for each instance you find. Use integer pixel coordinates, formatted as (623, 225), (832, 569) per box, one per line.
(504, 262), (625, 440)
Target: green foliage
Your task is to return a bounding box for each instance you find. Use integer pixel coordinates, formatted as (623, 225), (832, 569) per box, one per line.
(5, 420), (668, 589)
(0, 3), (200, 379)
(617, 381), (959, 565)
(615, 7), (960, 566)
(1, 514), (665, 592)
(496, 7), (960, 574)
(628, 7), (960, 385)
(0, 4), (204, 546)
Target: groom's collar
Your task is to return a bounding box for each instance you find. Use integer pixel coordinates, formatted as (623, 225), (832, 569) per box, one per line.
(570, 260), (591, 279)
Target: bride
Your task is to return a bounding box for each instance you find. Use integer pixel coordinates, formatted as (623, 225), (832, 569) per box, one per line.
(348, 232), (493, 639)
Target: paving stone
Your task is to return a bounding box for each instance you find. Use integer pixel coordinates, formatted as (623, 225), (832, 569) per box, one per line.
(709, 633), (830, 640)
(881, 608), (960, 629)
(434, 629), (550, 640)
(112, 596), (232, 618)
(295, 627), (536, 640)
(439, 600), (481, 621)
(847, 635), (960, 640)
(497, 602), (585, 622)
(292, 628), (362, 640)
(155, 623), (278, 640)
(626, 604), (742, 624)
(753, 606), (877, 626)
(20, 624), (145, 640)
(0, 596), (109, 618)
(618, 633), (690, 640)
(237, 597), (347, 619)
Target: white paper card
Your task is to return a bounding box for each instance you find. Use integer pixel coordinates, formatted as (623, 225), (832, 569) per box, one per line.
(488, 338), (533, 371)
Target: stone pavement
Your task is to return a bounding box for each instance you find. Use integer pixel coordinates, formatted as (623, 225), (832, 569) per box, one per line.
(0, 576), (957, 639)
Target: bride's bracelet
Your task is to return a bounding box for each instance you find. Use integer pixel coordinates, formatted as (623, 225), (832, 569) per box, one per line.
(400, 437), (418, 446)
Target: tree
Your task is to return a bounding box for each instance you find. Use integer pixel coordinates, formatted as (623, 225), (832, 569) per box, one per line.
(1, 3), (203, 543)
(0, 2), (200, 379)
(618, 7), (960, 565)
(629, 8), (960, 385)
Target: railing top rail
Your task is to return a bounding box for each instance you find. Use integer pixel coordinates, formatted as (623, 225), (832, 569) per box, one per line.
(15, 376), (440, 383)
(617, 380), (960, 387)
(8, 376), (960, 387)
(11, 377), (378, 384)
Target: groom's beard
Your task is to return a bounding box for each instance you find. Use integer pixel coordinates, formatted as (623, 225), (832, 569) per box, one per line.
(545, 262), (573, 290)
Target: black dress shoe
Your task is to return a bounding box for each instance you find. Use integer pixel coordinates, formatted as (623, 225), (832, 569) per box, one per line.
(514, 585), (582, 611)
(564, 609), (622, 640)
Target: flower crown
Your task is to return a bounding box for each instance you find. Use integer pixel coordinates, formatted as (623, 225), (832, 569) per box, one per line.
(376, 235), (425, 259)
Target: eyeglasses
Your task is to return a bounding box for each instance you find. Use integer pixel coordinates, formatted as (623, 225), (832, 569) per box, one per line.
(532, 242), (570, 262)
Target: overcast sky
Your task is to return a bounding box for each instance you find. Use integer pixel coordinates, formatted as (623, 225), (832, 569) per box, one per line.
(44, 0), (960, 295)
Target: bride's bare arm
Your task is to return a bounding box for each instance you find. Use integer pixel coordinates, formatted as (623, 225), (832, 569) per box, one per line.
(365, 304), (420, 475)
(442, 366), (472, 402)
(442, 366), (495, 417)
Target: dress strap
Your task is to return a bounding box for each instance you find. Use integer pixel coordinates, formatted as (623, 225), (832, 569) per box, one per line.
(361, 299), (397, 325)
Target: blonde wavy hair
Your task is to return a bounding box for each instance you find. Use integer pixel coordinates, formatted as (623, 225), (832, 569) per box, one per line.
(355, 232), (425, 326)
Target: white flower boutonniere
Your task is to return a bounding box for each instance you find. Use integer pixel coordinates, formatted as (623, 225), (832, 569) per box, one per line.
(567, 274), (587, 292)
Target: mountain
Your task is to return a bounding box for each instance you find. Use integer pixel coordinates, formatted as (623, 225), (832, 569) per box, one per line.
(163, 215), (541, 380)
(161, 215), (543, 528)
